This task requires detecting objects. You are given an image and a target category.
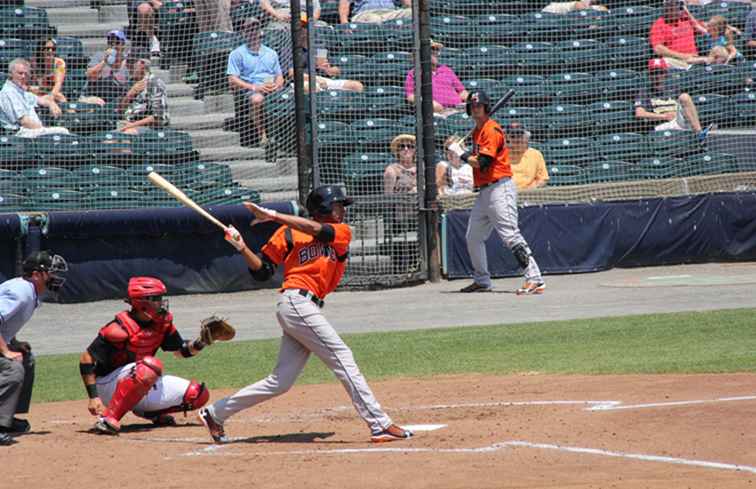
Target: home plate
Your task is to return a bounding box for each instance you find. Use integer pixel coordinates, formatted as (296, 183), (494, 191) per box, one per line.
(403, 424), (447, 432)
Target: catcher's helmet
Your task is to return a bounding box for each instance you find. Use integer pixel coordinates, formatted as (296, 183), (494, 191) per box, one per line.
(127, 276), (168, 320)
(306, 185), (354, 217)
(22, 251), (68, 291)
(466, 90), (491, 116)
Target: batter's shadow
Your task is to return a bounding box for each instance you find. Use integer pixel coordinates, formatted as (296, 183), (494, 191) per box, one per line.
(226, 431), (338, 445)
(440, 290), (516, 294)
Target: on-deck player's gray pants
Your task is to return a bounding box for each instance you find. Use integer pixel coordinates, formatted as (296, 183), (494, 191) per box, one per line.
(466, 178), (543, 288)
(208, 289), (393, 434)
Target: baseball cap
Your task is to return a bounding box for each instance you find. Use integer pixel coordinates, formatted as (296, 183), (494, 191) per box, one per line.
(648, 58), (669, 71)
(106, 29), (127, 42)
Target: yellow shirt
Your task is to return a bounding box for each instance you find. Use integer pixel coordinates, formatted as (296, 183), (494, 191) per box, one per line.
(510, 147), (549, 190)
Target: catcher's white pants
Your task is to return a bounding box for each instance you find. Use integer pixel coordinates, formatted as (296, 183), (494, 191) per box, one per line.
(466, 178), (542, 288)
(96, 363), (190, 416)
(208, 289), (393, 434)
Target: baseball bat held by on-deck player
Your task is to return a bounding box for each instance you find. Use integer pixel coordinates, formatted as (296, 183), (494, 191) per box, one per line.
(460, 88), (516, 143)
(147, 171), (227, 231)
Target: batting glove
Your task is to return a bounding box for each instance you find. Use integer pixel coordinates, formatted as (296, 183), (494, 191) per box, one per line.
(224, 225), (247, 251)
(447, 141), (466, 158)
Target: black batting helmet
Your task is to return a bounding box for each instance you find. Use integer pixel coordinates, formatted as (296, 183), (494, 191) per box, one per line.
(306, 185), (353, 216)
(466, 90), (491, 116)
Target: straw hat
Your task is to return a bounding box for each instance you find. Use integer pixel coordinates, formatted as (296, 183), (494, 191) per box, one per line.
(390, 134), (416, 156)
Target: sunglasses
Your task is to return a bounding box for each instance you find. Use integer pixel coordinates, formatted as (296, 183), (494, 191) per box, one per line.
(44, 45), (56, 51)
(399, 144), (415, 150)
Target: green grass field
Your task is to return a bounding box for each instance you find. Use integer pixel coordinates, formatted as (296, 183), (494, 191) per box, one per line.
(34, 308), (756, 403)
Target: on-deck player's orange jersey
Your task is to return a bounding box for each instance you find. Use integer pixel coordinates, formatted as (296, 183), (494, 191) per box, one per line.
(261, 223), (351, 299)
(471, 118), (512, 187)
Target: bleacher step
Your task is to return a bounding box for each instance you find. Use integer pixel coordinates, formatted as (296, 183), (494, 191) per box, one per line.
(47, 5), (126, 25)
(171, 112), (234, 131)
(260, 189), (299, 204)
(167, 82), (195, 98)
(25, 0), (124, 8)
(224, 160), (279, 180)
(57, 21), (127, 40)
(190, 128), (240, 148)
(239, 175), (298, 193)
(198, 145), (264, 162)
(170, 96), (208, 117)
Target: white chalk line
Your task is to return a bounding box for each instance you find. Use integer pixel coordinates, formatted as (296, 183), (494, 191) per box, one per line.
(588, 395), (756, 411)
(172, 439), (756, 475)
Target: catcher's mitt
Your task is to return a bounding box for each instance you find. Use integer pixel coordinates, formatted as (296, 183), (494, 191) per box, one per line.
(200, 316), (236, 345)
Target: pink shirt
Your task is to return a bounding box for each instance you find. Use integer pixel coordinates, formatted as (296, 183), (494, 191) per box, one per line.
(649, 16), (699, 56)
(405, 64), (465, 108)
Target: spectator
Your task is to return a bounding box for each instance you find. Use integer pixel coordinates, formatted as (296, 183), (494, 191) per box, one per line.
(404, 40), (468, 114)
(649, 0), (705, 70)
(128, 0), (161, 57)
(339, 0), (411, 24)
(700, 15), (743, 62)
(746, 1), (756, 58)
(29, 38), (67, 105)
(85, 30), (130, 104)
(542, 0), (608, 14)
(260, 0), (320, 29)
(436, 135), (473, 196)
(0, 59), (69, 138)
(506, 124), (549, 191)
(385, 134), (417, 194)
(227, 17), (284, 146)
(384, 133), (417, 272)
(118, 58), (169, 134)
(635, 59), (713, 144)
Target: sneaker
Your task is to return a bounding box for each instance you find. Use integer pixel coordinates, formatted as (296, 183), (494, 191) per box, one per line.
(371, 424), (414, 443)
(92, 416), (119, 436)
(198, 407), (228, 444)
(516, 280), (545, 295)
(697, 123), (716, 145)
(150, 35), (161, 56)
(0, 433), (15, 446)
(459, 282), (492, 293)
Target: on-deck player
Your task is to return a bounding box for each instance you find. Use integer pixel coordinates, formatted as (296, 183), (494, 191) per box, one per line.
(80, 276), (210, 435)
(198, 185), (413, 444)
(448, 90), (546, 294)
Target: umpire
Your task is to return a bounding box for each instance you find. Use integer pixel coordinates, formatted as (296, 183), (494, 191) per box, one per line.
(0, 251), (67, 445)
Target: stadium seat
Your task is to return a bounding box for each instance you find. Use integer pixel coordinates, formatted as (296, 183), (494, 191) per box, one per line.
(384, 20), (414, 51)
(646, 130), (701, 160)
(584, 160), (635, 183)
(0, 191), (25, 210)
(53, 36), (87, 70)
(474, 14), (522, 45)
(32, 133), (92, 167)
(542, 137), (596, 166)
(0, 37), (30, 68)
(596, 68), (641, 101)
(541, 104), (591, 139)
(595, 132), (646, 162)
(191, 31), (243, 97)
(343, 152), (393, 196)
(72, 164), (127, 191)
(680, 64), (741, 96)
(61, 69), (88, 103)
(317, 89), (367, 122)
(0, 168), (23, 194)
(682, 152), (738, 177)
(502, 75), (550, 107)
(126, 163), (180, 191)
(635, 157), (683, 179)
(318, 128), (358, 183)
(606, 6), (660, 37)
(90, 131), (140, 167)
(369, 51), (412, 86)
(180, 162), (234, 190)
(437, 111), (473, 144)
(554, 39), (605, 73)
(84, 188), (144, 210)
(461, 45), (511, 78)
(134, 129), (197, 165)
(0, 134), (32, 167)
(365, 85), (405, 99)
(331, 54), (369, 81)
(704, 1), (751, 29)
(57, 101), (117, 134)
(21, 166), (74, 192)
(352, 118), (396, 152)
(462, 78), (500, 97)
(564, 9), (610, 39)
(546, 163), (585, 186)
(229, 0), (263, 31)
(520, 12), (566, 43)
(606, 36), (649, 71)
(159, 0), (198, 69)
(547, 72), (598, 104)
(498, 106), (539, 133)
(201, 185), (260, 205)
(691, 94), (732, 127)
(333, 23), (386, 56)
(590, 101), (637, 135)
(732, 91), (756, 126)
(0, 6), (56, 40)
(366, 94), (407, 117)
(430, 15), (475, 48)
(512, 42), (555, 74)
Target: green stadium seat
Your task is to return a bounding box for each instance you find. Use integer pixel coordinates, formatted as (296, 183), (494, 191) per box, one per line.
(0, 6), (55, 40)
(192, 31), (243, 95)
(646, 130), (700, 160)
(32, 188), (82, 211)
(542, 137), (596, 166)
(84, 188), (144, 210)
(61, 68), (88, 102)
(606, 36), (649, 71)
(366, 85), (404, 99)
(596, 69), (641, 101)
(21, 166), (74, 192)
(196, 183), (252, 205)
(0, 191), (25, 210)
(635, 157), (683, 179)
(682, 152), (738, 177)
(140, 185), (186, 207)
(680, 64), (742, 96)
(542, 104), (590, 138)
(343, 152), (392, 196)
(317, 89), (367, 121)
(90, 131), (140, 166)
(691, 94), (732, 127)
(0, 37), (28, 67)
(547, 72), (597, 104)
(585, 160), (635, 183)
(596, 132), (646, 162)
(384, 20), (414, 51)
(0, 134), (32, 166)
(732, 91), (756, 126)
(366, 94), (407, 117)
(180, 162), (234, 190)
(32, 133), (92, 167)
(330, 54), (369, 80)
(462, 78), (500, 97)
(369, 51), (412, 86)
(333, 23), (386, 56)
(704, 1), (751, 29)
(512, 42), (555, 74)
(607, 6), (660, 37)
(474, 14), (522, 45)
(318, 128), (357, 184)
(136, 128), (198, 165)
(564, 9), (610, 39)
(520, 12), (566, 43)
(502, 75), (550, 107)
(72, 164), (127, 191)
(461, 45), (511, 78)
(554, 39), (605, 73)
(159, 0), (198, 69)
(352, 118), (396, 152)
(498, 106), (538, 133)
(546, 163), (585, 186)
(58, 101), (117, 134)
(590, 101), (637, 135)
(0, 168), (23, 195)
(431, 15), (475, 48)
(53, 36), (87, 70)
(126, 163), (179, 190)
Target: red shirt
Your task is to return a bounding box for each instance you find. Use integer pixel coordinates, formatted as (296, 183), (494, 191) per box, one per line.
(471, 118), (512, 187)
(649, 16), (699, 56)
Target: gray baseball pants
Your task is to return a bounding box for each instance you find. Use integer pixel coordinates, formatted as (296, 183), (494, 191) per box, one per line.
(208, 289), (393, 434)
(0, 352), (34, 429)
(466, 178), (542, 288)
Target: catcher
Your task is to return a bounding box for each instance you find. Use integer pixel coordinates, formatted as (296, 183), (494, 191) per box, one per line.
(78, 276), (235, 435)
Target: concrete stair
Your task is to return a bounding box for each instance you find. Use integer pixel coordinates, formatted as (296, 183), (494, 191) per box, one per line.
(57, 21), (126, 40)
(198, 145), (265, 162)
(171, 112), (234, 132)
(47, 5), (126, 25)
(189, 128), (240, 148)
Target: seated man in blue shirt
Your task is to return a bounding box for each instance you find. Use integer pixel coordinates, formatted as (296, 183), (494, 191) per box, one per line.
(227, 17), (284, 147)
(0, 58), (70, 138)
(0, 251), (67, 446)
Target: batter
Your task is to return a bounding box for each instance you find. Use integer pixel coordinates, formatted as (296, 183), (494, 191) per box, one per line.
(199, 185), (413, 444)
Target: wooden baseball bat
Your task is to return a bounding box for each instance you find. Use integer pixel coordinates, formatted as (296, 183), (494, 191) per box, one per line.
(460, 88), (516, 143)
(147, 172), (227, 231)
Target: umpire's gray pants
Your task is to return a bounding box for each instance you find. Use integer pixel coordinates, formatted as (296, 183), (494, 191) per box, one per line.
(466, 178), (542, 288)
(209, 290), (393, 434)
(0, 352), (34, 428)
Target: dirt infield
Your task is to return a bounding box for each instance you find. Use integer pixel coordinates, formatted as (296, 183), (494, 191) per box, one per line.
(7, 373), (756, 488)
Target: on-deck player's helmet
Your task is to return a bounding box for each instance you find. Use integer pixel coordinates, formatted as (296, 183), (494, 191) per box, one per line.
(466, 90), (491, 116)
(22, 251), (68, 291)
(127, 276), (169, 320)
(306, 185), (354, 217)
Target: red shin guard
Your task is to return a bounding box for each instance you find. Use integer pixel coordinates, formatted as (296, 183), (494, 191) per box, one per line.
(103, 357), (163, 427)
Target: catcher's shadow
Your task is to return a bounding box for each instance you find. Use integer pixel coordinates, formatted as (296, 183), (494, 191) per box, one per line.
(226, 431), (337, 445)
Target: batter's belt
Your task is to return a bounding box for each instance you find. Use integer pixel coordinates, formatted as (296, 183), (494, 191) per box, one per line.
(283, 288), (325, 308)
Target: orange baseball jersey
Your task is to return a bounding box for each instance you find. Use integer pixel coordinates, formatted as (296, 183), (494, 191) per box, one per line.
(471, 118), (512, 187)
(261, 223), (351, 299)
